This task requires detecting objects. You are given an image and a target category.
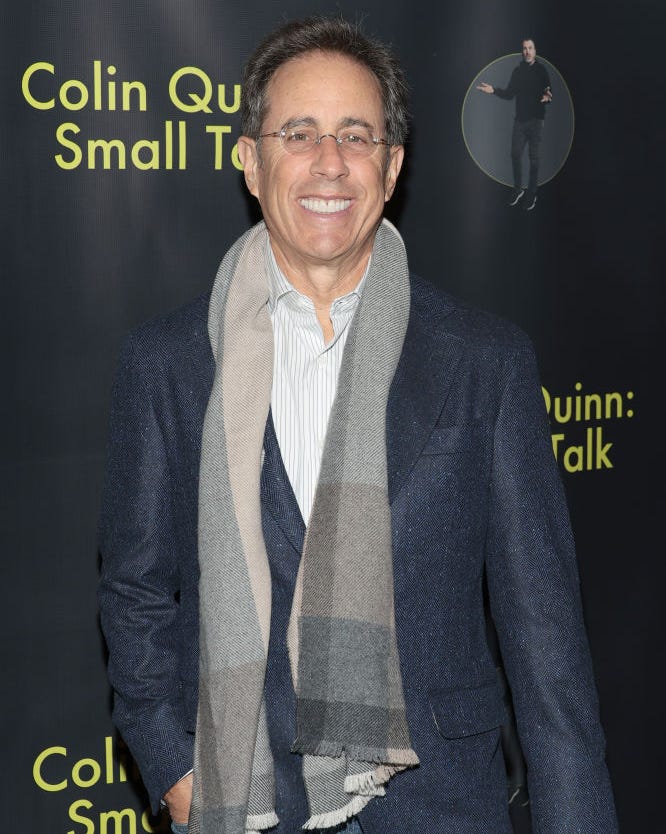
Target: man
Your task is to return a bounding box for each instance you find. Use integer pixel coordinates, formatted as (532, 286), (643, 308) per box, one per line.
(477, 39), (552, 211)
(98, 17), (617, 834)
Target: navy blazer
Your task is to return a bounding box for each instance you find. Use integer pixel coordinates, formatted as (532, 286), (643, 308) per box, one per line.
(98, 275), (617, 832)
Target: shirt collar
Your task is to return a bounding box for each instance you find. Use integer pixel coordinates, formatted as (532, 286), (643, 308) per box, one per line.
(265, 239), (369, 314)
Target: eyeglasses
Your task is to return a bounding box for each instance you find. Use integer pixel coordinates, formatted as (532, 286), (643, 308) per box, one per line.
(259, 125), (390, 158)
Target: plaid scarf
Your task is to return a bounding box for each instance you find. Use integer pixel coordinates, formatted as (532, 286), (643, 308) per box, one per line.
(189, 220), (418, 834)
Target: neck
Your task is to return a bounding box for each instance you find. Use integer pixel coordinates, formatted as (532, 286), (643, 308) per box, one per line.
(269, 240), (371, 342)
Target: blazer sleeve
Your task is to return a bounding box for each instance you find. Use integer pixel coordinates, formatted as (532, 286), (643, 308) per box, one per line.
(98, 330), (194, 813)
(484, 337), (618, 832)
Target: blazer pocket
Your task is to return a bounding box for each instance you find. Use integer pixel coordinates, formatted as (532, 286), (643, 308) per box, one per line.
(422, 680), (507, 800)
(429, 680), (506, 738)
(420, 421), (490, 457)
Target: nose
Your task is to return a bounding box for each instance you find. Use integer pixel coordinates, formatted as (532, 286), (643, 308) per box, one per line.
(310, 134), (349, 179)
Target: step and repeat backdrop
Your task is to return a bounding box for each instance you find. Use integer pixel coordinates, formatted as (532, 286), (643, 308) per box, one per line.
(2, 1), (663, 831)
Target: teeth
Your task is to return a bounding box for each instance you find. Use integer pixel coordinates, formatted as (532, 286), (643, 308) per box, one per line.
(299, 197), (351, 213)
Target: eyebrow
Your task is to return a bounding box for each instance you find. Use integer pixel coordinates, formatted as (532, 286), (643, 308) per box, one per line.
(281, 115), (377, 132)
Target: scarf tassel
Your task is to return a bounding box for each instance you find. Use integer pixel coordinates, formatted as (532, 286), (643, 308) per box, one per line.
(245, 811), (279, 833)
(292, 737), (420, 766)
(302, 794), (372, 830)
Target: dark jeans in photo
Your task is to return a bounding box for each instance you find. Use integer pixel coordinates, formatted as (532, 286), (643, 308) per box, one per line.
(511, 117), (544, 193)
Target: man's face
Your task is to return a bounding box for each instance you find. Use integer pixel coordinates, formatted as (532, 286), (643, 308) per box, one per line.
(238, 51), (404, 278)
(522, 40), (536, 63)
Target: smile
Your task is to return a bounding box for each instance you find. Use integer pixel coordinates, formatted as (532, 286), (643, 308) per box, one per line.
(299, 197), (352, 214)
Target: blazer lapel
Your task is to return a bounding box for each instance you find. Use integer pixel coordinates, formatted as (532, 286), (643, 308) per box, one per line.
(387, 296), (464, 504)
(261, 409), (306, 554)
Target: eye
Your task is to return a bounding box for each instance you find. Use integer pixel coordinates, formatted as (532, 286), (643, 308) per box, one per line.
(284, 128), (315, 144)
(340, 130), (371, 146)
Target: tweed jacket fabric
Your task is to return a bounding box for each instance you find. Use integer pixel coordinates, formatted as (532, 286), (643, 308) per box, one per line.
(98, 273), (618, 833)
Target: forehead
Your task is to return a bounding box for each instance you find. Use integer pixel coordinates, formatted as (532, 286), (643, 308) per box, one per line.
(522, 40), (535, 49)
(264, 51), (384, 126)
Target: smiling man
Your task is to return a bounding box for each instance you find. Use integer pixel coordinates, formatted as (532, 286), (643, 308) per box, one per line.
(98, 17), (617, 834)
(239, 53), (402, 314)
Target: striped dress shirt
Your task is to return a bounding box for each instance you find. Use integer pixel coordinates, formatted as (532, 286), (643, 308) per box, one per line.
(266, 245), (367, 523)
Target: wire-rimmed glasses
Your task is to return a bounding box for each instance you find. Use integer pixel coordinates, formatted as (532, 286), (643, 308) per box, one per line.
(259, 124), (390, 158)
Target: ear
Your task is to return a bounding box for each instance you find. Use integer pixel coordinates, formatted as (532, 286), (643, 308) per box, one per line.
(237, 136), (261, 198)
(384, 145), (405, 202)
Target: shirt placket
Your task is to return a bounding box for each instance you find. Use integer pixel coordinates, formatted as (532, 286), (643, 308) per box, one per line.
(299, 303), (327, 519)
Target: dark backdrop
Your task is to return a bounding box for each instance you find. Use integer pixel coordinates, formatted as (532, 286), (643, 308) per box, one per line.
(2, 1), (663, 831)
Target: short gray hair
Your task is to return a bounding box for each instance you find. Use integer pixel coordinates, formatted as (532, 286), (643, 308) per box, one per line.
(240, 17), (410, 146)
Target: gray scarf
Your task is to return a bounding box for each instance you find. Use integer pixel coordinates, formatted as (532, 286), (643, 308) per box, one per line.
(189, 220), (418, 834)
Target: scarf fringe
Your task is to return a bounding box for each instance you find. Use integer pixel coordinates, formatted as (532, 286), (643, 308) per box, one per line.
(301, 794), (372, 830)
(344, 769), (391, 797)
(245, 811), (279, 832)
(292, 737), (420, 767)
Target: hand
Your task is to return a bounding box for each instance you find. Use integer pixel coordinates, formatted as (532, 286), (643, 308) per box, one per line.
(476, 82), (494, 94)
(164, 772), (193, 824)
(541, 86), (552, 103)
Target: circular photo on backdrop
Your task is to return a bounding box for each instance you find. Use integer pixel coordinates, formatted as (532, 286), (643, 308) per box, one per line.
(462, 52), (574, 188)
